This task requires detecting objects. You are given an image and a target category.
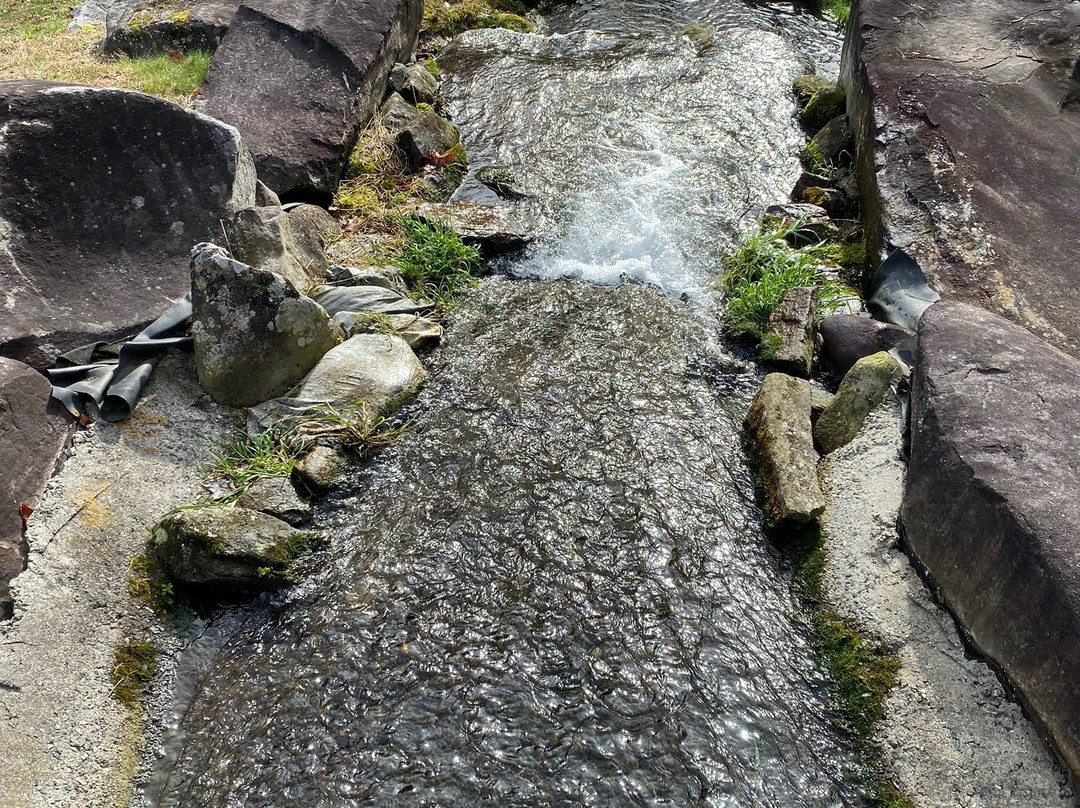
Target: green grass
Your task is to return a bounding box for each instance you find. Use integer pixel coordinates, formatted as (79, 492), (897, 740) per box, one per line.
(119, 50), (211, 99)
(390, 215), (483, 309)
(719, 221), (856, 338)
(0, 0), (69, 38)
(820, 0), (852, 28)
(209, 427), (306, 498)
(109, 639), (158, 709)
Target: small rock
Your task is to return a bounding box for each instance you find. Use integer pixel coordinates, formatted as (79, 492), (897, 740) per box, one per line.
(222, 205), (333, 290)
(810, 389), (834, 423)
(762, 287), (817, 378)
(325, 264), (406, 293)
(745, 373), (826, 527)
(820, 314), (916, 375)
(414, 202), (532, 254)
(235, 476), (313, 526)
(388, 62), (438, 105)
(797, 186), (852, 219)
(379, 92), (419, 133)
(814, 351), (903, 455)
(294, 446), (348, 493)
(793, 74), (834, 103)
(799, 83), (846, 131)
(809, 114), (853, 165)
(475, 165), (525, 200)
(153, 506), (310, 590)
(255, 180), (281, 207)
(763, 203), (843, 244)
(312, 285), (431, 317)
(292, 333), (427, 412)
(397, 112), (460, 172)
(386, 314), (443, 351)
(191, 244), (341, 408)
(790, 171), (833, 202)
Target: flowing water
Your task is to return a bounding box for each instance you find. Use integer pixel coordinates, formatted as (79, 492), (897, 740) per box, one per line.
(146, 3), (860, 805)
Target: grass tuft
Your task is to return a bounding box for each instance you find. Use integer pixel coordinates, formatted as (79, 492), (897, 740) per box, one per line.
(389, 214), (483, 309)
(209, 427), (306, 498)
(719, 220), (857, 338)
(109, 639), (158, 709)
(285, 403), (410, 454)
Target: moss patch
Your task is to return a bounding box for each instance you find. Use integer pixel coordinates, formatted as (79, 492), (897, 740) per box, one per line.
(109, 640), (158, 709)
(424, 0), (534, 37)
(799, 84), (846, 132)
(127, 552), (176, 615)
(266, 531), (314, 565)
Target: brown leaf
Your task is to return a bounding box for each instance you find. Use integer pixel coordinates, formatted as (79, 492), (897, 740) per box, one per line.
(19, 502), (33, 529)
(169, 50), (183, 63)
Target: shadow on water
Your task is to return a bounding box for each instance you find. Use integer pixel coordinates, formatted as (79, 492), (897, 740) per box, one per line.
(145, 2), (868, 806)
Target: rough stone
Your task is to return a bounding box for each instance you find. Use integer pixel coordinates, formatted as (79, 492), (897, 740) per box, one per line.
(475, 165), (525, 200)
(796, 186), (851, 219)
(798, 82), (845, 131)
(222, 205), (335, 290)
(312, 285), (431, 317)
(196, 0), (424, 203)
(763, 203), (842, 244)
(0, 81), (257, 368)
(820, 314), (915, 375)
(744, 373), (825, 527)
(793, 73), (834, 102)
(762, 287), (817, 378)
(379, 91), (419, 132)
(103, 1), (237, 57)
(291, 333), (426, 412)
(385, 314), (443, 351)
(388, 61), (437, 105)
(414, 202), (532, 254)
(190, 244), (341, 407)
(397, 112), (460, 172)
(814, 351), (902, 455)
(808, 114), (852, 165)
(902, 300), (1080, 779)
(326, 264), (406, 293)
(790, 171), (832, 202)
(153, 505), (306, 589)
(843, 0), (1080, 358)
(235, 475), (312, 526)
(294, 445), (348, 492)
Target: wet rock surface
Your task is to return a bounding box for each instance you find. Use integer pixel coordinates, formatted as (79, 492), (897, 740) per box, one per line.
(820, 314), (914, 375)
(745, 372), (825, 527)
(196, 0), (424, 202)
(0, 81), (257, 368)
(153, 506), (305, 589)
(235, 476), (313, 526)
(190, 245), (341, 407)
(902, 300), (1080, 779)
(844, 0), (1080, 357)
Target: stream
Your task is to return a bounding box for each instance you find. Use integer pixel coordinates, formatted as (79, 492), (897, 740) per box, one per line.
(145, 2), (864, 805)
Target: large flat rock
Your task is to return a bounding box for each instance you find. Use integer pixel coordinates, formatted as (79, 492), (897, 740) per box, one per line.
(0, 358), (72, 616)
(843, 0), (1080, 357)
(0, 81), (257, 368)
(902, 300), (1080, 778)
(196, 0), (423, 203)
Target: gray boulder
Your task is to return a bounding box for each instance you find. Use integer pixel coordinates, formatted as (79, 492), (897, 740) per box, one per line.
(190, 244), (341, 407)
(397, 112), (459, 172)
(814, 351), (903, 455)
(745, 373), (825, 527)
(235, 476), (312, 526)
(292, 333), (426, 412)
(103, 1), (237, 57)
(820, 314), (915, 375)
(379, 92), (419, 133)
(222, 204), (338, 290)
(196, 0), (424, 202)
(0, 81), (257, 368)
(388, 61), (437, 105)
(903, 300), (1080, 778)
(414, 202), (532, 255)
(153, 506), (310, 589)
(762, 287), (817, 378)
(0, 358), (72, 617)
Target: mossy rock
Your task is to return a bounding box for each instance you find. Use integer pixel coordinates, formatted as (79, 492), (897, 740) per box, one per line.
(793, 73), (834, 102)
(799, 85), (846, 131)
(814, 351), (903, 454)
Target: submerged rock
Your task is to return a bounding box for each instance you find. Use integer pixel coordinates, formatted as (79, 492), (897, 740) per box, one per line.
(745, 373), (826, 527)
(190, 244), (341, 408)
(814, 351), (903, 455)
(153, 506), (311, 589)
(762, 287), (817, 378)
(414, 202), (532, 254)
(0, 81), (257, 368)
(235, 476), (313, 526)
(389, 61), (437, 105)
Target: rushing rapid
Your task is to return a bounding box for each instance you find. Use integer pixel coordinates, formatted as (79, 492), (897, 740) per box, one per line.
(146, 2), (863, 806)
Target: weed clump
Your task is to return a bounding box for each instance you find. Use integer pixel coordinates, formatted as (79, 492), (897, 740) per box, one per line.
(719, 221), (856, 338)
(110, 639), (158, 709)
(127, 553), (175, 614)
(209, 427), (306, 498)
(390, 215), (483, 309)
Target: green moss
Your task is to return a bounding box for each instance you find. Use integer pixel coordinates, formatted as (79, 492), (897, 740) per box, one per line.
(793, 74), (833, 102)
(127, 552), (175, 614)
(127, 10), (155, 35)
(424, 57), (440, 78)
(424, 0), (535, 37)
(799, 85), (846, 131)
(110, 640), (158, 709)
(267, 531), (314, 565)
(168, 10), (191, 26)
